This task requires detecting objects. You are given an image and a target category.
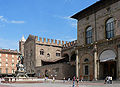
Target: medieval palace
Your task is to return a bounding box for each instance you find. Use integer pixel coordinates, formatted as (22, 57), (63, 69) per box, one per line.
(19, 0), (120, 80)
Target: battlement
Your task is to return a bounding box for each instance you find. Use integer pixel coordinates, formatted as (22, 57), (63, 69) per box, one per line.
(62, 40), (77, 49)
(35, 36), (66, 46)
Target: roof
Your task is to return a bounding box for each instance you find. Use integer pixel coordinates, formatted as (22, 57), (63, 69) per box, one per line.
(41, 57), (65, 62)
(20, 35), (26, 42)
(71, 0), (120, 20)
(0, 49), (20, 54)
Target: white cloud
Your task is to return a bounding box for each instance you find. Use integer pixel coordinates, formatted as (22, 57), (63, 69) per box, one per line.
(0, 16), (8, 23)
(11, 20), (25, 24)
(0, 16), (25, 24)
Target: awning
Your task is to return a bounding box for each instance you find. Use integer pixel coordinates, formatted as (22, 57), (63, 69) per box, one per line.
(99, 50), (116, 62)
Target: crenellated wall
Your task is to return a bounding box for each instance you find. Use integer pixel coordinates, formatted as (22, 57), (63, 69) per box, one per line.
(62, 40), (77, 49)
(34, 36), (67, 46)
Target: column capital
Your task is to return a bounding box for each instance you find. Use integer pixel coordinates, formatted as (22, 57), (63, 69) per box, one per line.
(75, 50), (78, 54)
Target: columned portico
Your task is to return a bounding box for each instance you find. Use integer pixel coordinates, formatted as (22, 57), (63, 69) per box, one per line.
(94, 45), (98, 80)
(117, 46), (120, 80)
(76, 50), (79, 78)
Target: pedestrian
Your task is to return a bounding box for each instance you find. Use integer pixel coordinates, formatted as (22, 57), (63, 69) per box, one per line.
(63, 77), (65, 83)
(53, 76), (55, 83)
(81, 76), (83, 82)
(72, 76), (75, 87)
(109, 76), (112, 84)
(68, 78), (70, 82)
(76, 77), (79, 87)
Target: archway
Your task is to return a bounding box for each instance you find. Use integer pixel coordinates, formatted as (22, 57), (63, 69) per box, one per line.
(71, 53), (76, 62)
(99, 50), (117, 79)
(61, 54), (69, 63)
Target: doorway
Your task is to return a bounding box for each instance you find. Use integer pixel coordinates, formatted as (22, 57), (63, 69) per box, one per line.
(101, 61), (116, 79)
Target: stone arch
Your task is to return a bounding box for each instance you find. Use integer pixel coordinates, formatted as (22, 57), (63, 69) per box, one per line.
(98, 49), (117, 79)
(70, 51), (76, 61)
(99, 50), (116, 62)
(81, 53), (93, 63)
(98, 48), (117, 61)
(62, 53), (69, 62)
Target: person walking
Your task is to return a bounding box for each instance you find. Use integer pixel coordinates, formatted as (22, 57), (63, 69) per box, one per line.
(72, 76), (75, 87)
(63, 77), (65, 83)
(76, 77), (79, 87)
(52, 76), (55, 83)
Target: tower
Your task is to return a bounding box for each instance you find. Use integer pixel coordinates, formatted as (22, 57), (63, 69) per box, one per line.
(19, 35), (26, 56)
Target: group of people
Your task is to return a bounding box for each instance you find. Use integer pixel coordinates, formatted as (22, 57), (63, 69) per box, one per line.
(104, 76), (112, 84)
(72, 76), (79, 87)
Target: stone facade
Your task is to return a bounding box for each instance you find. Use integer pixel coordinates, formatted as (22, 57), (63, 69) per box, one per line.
(19, 36), (26, 56)
(35, 63), (75, 80)
(71, 0), (120, 80)
(22, 35), (76, 79)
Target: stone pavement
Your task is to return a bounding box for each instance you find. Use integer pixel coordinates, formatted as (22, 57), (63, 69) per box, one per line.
(0, 80), (120, 87)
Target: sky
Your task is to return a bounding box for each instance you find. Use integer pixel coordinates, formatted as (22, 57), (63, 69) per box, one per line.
(0, 0), (99, 50)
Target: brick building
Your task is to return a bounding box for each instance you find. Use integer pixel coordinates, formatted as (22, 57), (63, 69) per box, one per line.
(0, 49), (19, 77)
(71, 0), (120, 80)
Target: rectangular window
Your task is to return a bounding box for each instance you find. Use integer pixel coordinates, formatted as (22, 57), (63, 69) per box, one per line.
(0, 68), (2, 73)
(12, 59), (14, 62)
(6, 68), (8, 73)
(12, 55), (14, 58)
(12, 69), (14, 73)
(0, 62), (1, 66)
(6, 54), (8, 57)
(85, 65), (89, 75)
(56, 53), (60, 57)
(6, 58), (8, 62)
(6, 63), (8, 67)
(12, 63), (14, 67)
(40, 51), (44, 55)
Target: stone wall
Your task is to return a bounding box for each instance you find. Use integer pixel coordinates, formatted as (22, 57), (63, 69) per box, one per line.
(77, 0), (120, 46)
(35, 63), (75, 80)
(75, 0), (120, 80)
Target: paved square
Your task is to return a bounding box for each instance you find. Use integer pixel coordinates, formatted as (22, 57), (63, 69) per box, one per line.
(0, 81), (120, 87)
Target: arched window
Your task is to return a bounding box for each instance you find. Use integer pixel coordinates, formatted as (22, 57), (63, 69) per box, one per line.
(40, 49), (44, 55)
(86, 27), (92, 44)
(47, 53), (50, 58)
(106, 18), (114, 39)
(56, 50), (61, 57)
(84, 58), (89, 62)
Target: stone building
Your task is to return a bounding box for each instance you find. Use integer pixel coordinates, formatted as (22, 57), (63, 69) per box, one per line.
(0, 49), (19, 77)
(19, 36), (26, 56)
(71, 0), (120, 80)
(23, 35), (76, 79)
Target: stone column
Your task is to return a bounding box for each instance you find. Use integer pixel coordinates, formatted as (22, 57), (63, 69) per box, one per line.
(76, 50), (79, 78)
(117, 46), (120, 80)
(94, 45), (98, 80)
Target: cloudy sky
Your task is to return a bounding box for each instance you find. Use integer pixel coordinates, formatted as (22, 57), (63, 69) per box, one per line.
(0, 0), (99, 50)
